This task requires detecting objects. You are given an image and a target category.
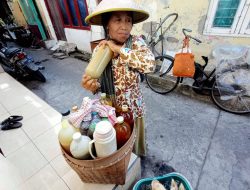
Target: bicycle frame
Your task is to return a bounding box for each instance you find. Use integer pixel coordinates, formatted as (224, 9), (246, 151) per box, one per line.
(147, 13), (178, 56)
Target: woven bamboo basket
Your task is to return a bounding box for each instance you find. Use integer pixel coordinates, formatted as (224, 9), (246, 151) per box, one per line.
(60, 128), (136, 185)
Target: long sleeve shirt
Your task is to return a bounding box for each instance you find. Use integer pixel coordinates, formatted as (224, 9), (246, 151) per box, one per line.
(112, 35), (155, 117)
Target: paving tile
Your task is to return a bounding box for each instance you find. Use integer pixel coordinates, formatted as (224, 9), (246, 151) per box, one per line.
(19, 164), (69, 190)
(0, 128), (30, 156)
(0, 112), (10, 135)
(9, 100), (50, 121)
(62, 169), (116, 190)
(0, 75), (34, 111)
(0, 90), (36, 111)
(6, 142), (48, 181)
(33, 127), (61, 162)
(0, 73), (21, 87)
(0, 154), (25, 190)
(50, 154), (71, 178)
(22, 108), (62, 139)
(0, 103), (8, 116)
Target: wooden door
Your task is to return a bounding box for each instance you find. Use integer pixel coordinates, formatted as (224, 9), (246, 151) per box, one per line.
(18, 0), (47, 40)
(44, 0), (66, 41)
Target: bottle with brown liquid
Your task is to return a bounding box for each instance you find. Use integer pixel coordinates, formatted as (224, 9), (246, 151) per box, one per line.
(118, 105), (134, 128)
(114, 116), (131, 149)
(85, 45), (113, 79)
(100, 93), (112, 106)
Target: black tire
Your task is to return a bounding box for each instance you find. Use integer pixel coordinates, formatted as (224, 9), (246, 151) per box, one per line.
(211, 80), (250, 114)
(33, 70), (46, 82)
(146, 55), (180, 94)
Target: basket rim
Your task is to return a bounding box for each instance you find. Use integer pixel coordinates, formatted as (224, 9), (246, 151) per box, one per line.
(132, 172), (193, 190)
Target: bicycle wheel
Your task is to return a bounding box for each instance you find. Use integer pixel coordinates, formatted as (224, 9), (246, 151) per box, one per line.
(211, 80), (250, 114)
(146, 55), (180, 94)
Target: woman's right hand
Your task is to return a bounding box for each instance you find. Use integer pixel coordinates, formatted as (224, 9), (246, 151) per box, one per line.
(81, 74), (100, 93)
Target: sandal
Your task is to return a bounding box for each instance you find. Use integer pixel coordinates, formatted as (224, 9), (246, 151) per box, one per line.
(0, 115), (23, 125)
(1, 121), (22, 130)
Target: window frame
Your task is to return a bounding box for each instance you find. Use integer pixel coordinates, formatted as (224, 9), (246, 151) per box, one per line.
(56, 0), (90, 30)
(204, 0), (250, 37)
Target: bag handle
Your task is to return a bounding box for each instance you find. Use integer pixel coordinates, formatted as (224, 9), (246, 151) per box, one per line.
(181, 37), (190, 53)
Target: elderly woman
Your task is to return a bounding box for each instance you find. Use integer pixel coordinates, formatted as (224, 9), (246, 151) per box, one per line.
(82, 0), (155, 156)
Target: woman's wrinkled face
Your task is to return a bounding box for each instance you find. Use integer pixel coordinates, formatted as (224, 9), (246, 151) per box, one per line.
(107, 11), (133, 43)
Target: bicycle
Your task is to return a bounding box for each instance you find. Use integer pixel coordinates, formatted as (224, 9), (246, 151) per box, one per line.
(145, 28), (250, 114)
(145, 13), (178, 57)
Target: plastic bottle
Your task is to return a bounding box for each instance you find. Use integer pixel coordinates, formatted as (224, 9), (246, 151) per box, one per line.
(119, 105), (134, 128)
(80, 120), (90, 136)
(58, 119), (79, 153)
(85, 45), (113, 79)
(100, 93), (113, 106)
(70, 132), (91, 159)
(114, 116), (131, 149)
(87, 112), (101, 139)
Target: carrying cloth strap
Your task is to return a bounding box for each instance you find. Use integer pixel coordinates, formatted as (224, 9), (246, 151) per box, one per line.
(100, 35), (133, 105)
(182, 36), (190, 52)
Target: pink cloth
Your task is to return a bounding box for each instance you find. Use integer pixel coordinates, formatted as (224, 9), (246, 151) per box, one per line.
(68, 97), (115, 128)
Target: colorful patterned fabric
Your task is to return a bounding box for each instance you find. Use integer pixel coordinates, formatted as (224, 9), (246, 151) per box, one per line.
(94, 35), (155, 117)
(68, 98), (115, 128)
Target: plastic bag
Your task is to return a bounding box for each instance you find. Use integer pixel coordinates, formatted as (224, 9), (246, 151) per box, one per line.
(213, 45), (249, 75)
(213, 45), (250, 99)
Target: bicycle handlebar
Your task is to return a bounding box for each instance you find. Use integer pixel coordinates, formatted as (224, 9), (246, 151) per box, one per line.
(149, 13), (178, 45)
(182, 28), (202, 43)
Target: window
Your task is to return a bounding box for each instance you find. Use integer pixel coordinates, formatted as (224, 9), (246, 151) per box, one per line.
(57, 0), (90, 30)
(204, 0), (250, 36)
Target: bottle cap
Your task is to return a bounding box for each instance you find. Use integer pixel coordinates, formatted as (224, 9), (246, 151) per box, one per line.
(94, 121), (113, 140)
(83, 97), (90, 101)
(101, 93), (106, 98)
(117, 116), (124, 123)
(122, 105), (128, 111)
(72, 132), (81, 140)
(92, 111), (98, 115)
(72, 105), (78, 112)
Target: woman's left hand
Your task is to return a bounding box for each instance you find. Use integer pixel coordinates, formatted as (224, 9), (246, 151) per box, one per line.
(99, 40), (124, 57)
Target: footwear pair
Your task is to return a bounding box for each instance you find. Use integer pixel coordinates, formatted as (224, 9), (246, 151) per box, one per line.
(0, 115), (23, 130)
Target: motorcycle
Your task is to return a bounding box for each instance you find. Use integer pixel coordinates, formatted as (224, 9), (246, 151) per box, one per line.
(0, 41), (46, 82)
(0, 18), (33, 47)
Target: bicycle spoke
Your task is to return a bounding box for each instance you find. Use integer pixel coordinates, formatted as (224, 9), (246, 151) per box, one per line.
(238, 96), (250, 111)
(146, 55), (179, 94)
(211, 81), (250, 114)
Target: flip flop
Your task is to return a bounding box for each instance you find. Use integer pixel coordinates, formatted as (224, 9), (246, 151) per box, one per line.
(0, 115), (23, 125)
(0, 121), (22, 131)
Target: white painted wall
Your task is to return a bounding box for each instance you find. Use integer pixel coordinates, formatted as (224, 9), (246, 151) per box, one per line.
(64, 28), (92, 52)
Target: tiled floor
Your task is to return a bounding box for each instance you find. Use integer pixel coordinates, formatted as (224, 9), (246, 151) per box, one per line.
(0, 72), (139, 190)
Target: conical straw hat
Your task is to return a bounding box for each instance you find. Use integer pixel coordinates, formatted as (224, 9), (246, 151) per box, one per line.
(85, 0), (149, 25)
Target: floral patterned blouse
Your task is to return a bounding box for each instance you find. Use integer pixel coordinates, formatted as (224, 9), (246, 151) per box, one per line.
(94, 35), (155, 117)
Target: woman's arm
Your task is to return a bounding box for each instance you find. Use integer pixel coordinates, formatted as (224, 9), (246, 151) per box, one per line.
(119, 36), (155, 74)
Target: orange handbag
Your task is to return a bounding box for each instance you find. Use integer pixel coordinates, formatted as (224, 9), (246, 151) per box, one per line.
(173, 37), (195, 78)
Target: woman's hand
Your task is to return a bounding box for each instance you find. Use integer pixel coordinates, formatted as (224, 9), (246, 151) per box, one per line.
(81, 74), (100, 93)
(99, 40), (124, 57)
